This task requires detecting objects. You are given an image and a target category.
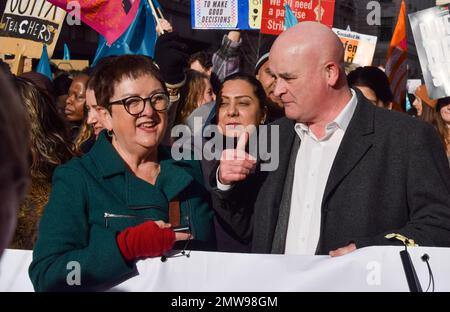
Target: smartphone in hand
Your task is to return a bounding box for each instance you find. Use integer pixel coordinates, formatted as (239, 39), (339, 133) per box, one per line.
(172, 225), (190, 233)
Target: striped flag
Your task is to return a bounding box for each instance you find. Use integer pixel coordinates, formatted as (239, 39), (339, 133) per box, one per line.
(385, 0), (407, 111)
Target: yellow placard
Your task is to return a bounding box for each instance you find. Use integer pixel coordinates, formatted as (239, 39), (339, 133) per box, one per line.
(52, 59), (90, 71)
(0, 0), (66, 58)
(341, 38), (359, 64)
(248, 0), (263, 29)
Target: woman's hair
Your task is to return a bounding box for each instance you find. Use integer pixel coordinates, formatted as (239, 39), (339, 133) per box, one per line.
(92, 55), (167, 113)
(176, 69), (211, 124)
(436, 97), (450, 152)
(417, 99), (449, 152)
(14, 76), (73, 182)
(347, 66), (394, 107)
(188, 51), (213, 70)
(73, 107), (94, 156)
(217, 72), (269, 114)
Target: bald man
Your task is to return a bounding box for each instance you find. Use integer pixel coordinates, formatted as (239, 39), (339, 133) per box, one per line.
(211, 22), (450, 256)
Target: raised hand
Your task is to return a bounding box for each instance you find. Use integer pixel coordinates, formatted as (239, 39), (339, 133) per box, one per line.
(218, 132), (257, 185)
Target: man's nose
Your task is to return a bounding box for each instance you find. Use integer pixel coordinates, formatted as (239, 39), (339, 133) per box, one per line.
(273, 79), (286, 98)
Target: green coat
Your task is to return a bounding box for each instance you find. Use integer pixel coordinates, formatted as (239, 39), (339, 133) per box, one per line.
(29, 131), (215, 291)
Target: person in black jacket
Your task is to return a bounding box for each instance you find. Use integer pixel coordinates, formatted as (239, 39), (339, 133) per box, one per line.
(211, 22), (450, 257)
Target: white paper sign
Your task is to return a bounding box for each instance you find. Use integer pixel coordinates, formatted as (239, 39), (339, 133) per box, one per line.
(192, 0), (239, 29)
(333, 28), (378, 67)
(409, 5), (450, 99)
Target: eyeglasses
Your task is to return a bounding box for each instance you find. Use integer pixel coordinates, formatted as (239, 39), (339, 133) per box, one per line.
(108, 92), (169, 116)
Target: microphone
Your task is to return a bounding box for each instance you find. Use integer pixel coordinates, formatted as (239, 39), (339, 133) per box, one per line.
(421, 253), (435, 292)
(400, 244), (422, 292)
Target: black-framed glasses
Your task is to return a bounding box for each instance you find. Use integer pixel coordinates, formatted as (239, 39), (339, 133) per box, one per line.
(108, 92), (169, 116)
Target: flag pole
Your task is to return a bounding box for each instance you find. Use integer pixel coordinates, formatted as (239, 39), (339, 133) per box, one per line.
(147, 0), (165, 34)
(157, 7), (165, 19)
(11, 43), (25, 76)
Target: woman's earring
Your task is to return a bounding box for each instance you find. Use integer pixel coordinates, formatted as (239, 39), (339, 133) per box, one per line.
(107, 129), (114, 137)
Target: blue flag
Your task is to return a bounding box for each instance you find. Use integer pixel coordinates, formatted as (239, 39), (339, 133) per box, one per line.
(63, 43), (71, 60)
(153, 0), (161, 10)
(92, 0), (158, 66)
(284, 4), (299, 30)
(36, 45), (52, 81)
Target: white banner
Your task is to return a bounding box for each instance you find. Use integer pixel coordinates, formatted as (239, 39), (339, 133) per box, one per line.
(2, 246), (450, 292)
(332, 28), (378, 67)
(192, 0), (239, 29)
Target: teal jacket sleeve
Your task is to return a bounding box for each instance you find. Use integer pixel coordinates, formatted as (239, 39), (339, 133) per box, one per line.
(29, 165), (135, 291)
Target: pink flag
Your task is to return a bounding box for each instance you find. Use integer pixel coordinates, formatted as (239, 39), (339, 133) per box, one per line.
(48, 0), (141, 45)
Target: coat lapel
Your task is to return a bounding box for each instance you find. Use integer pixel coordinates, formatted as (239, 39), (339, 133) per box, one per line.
(257, 118), (297, 242)
(263, 118), (297, 202)
(322, 93), (375, 208)
(88, 131), (193, 210)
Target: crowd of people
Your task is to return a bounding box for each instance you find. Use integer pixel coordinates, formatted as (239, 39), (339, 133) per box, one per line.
(0, 20), (449, 291)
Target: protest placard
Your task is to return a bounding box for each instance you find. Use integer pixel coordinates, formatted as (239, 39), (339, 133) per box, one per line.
(191, 0), (239, 29)
(52, 59), (89, 71)
(1, 53), (32, 75)
(248, 0), (263, 29)
(191, 0), (263, 30)
(407, 79), (422, 94)
(260, 0), (335, 35)
(409, 5), (450, 99)
(0, 0), (66, 58)
(333, 28), (378, 67)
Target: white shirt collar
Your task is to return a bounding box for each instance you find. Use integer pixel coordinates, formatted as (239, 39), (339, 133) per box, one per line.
(295, 89), (358, 140)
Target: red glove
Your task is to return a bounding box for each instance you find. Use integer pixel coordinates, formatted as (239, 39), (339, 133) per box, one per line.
(116, 221), (176, 262)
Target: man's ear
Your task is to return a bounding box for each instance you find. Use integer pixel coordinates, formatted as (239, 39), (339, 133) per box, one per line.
(325, 62), (340, 87)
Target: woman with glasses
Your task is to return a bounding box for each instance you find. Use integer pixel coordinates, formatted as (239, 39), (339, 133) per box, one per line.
(30, 55), (215, 291)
